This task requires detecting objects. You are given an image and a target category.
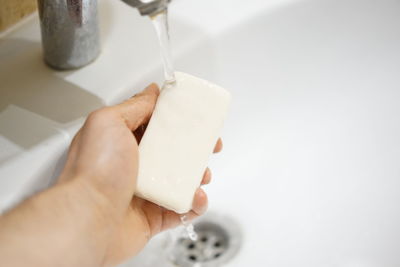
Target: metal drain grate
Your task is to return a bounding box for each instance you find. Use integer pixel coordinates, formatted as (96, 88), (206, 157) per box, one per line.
(169, 213), (242, 267)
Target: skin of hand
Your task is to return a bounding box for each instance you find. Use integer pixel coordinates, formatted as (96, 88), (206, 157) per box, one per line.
(0, 84), (223, 267)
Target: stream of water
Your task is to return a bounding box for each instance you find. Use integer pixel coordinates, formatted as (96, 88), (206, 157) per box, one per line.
(151, 9), (198, 242)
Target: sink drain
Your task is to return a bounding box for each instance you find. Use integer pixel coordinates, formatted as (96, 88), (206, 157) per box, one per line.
(169, 213), (242, 267)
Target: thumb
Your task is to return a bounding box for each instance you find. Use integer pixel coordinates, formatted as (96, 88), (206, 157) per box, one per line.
(113, 83), (160, 130)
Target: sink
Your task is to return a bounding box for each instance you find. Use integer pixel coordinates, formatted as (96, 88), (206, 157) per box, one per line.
(1, 0), (400, 266)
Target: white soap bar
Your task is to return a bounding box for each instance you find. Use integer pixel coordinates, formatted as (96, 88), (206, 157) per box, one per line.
(136, 72), (231, 214)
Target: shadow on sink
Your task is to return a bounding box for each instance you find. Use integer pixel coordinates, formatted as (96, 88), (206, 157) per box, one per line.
(0, 39), (104, 163)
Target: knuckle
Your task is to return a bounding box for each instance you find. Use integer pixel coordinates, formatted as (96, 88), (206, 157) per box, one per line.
(130, 96), (154, 111)
(87, 108), (115, 124)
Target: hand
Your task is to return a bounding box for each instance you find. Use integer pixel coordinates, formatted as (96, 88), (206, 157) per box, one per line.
(58, 83), (223, 266)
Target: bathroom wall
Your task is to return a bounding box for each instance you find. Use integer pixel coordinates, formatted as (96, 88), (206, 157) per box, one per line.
(0, 0), (37, 32)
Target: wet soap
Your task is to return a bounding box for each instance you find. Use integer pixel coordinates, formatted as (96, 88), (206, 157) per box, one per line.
(137, 72), (231, 214)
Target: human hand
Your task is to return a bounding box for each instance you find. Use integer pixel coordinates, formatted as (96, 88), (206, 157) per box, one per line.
(58, 83), (223, 266)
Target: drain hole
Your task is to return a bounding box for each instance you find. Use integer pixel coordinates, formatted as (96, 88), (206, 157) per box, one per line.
(188, 255), (197, 261)
(170, 214), (242, 267)
(201, 236), (208, 243)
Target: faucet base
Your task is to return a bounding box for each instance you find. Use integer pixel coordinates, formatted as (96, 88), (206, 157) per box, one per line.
(38, 0), (101, 70)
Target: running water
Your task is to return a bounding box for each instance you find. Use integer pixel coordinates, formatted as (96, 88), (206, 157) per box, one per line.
(150, 9), (176, 84)
(151, 9), (197, 242)
(180, 215), (198, 241)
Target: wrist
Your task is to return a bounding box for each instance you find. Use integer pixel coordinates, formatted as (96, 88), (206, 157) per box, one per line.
(55, 179), (119, 267)
(66, 178), (120, 228)
(0, 178), (117, 267)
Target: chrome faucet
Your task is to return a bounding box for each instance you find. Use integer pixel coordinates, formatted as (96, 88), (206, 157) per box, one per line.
(37, 0), (170, 70)
(120, 0), (170, 16)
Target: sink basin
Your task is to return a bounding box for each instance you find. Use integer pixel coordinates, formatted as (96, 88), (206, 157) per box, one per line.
(128, 0), (400, 266)
(1, 0), (400, 266)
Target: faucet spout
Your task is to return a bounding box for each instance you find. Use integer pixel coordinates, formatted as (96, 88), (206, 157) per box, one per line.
(120, 0), (171, 17)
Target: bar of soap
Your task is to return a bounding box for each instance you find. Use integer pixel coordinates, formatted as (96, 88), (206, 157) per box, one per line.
(136, 72), (231, 214)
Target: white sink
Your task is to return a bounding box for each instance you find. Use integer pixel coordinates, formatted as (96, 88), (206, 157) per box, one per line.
(1, 0), (400, 266)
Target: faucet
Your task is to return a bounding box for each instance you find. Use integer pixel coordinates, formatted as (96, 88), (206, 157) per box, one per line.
(120, 0), (170, 16)
(37, 0), (170, 70)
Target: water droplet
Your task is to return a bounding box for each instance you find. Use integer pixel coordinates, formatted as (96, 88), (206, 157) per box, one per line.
(180, 215), (198, 241)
